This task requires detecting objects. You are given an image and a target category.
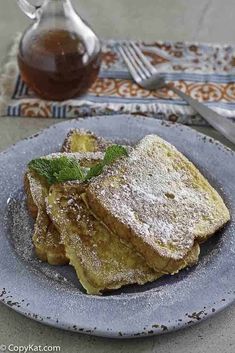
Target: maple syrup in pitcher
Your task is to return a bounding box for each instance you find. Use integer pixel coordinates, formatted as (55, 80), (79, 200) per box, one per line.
(17, 0), (101, 101)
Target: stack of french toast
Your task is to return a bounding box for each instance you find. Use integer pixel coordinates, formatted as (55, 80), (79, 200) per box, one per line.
(24, 129), (230, 295)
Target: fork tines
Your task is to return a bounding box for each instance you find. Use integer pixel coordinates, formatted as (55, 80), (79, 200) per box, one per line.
(117, 42), (156, 82)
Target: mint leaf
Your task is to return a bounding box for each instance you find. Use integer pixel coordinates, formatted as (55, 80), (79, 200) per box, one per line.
(84, 163), (104, 181)
(103, 145), (128, 165)
(54, 157), (85, 181)
(28, 156), (85, 185)
(28, 158), (58, 185)
(84, 145), (128, 181)
(28, 145), (128, 185)
(55, 162), (85, 183)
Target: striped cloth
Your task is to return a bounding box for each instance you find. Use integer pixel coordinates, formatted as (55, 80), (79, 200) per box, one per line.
(1, 33), (235, 124)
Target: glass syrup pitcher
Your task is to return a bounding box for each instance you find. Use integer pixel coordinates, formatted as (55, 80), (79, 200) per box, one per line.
(17, 0), (101, 101)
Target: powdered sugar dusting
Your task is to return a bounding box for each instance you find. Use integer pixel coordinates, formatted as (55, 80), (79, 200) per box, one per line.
(44, 152), (104, 161)
(88, 135), (230, 261)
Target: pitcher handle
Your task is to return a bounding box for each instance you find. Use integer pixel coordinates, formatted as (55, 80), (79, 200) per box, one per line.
(16, 0), (43, 19)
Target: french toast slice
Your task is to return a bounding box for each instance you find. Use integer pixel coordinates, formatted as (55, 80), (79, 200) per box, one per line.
(25, 128), (111, 265)
(62, 129), (110, 153)
(46, 181), (162, 295)
(86, 135), (230, 274)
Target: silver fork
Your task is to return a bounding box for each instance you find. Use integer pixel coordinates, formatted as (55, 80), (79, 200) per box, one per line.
(117, 42), (235, 145)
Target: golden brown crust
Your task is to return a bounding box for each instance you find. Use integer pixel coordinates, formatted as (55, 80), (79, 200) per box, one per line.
(61, 129), (111, 153)
(24, 173), (38, 219)
(33, 223), (68, 266)
(24, 171), (69, 265)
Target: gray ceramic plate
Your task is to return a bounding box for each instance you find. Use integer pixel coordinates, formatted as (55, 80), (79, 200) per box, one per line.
(0, 115), (234, 339)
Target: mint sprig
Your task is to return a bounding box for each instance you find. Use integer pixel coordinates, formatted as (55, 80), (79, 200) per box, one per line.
(85, 145), (128, 181)
(103, 145), (128, 165)
(28, 145), (128, 185)
(28, 156), (86, 185)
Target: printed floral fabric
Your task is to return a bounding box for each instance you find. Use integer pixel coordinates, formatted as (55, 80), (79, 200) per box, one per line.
(1, 35), (235, 125)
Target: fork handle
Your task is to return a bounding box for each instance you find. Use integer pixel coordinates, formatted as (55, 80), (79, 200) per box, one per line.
(169, 86), (235, 145)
